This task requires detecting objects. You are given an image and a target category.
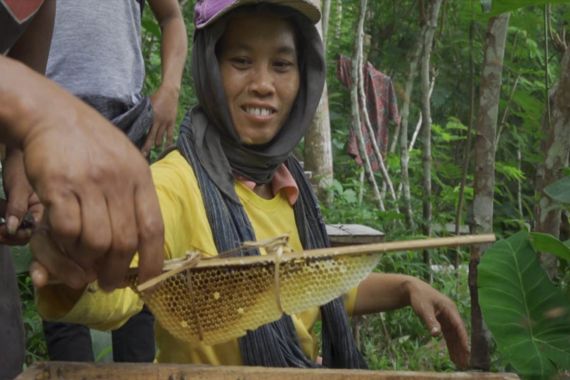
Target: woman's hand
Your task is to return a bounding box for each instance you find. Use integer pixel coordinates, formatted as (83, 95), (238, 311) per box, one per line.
(354, 273), (469, 369)
(404, 277), (470, 369)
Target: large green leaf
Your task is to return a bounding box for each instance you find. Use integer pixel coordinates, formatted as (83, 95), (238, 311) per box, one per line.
(530, 232), (570, 262)
(544, 176), (570, 205)
(479, 231), (570, 378)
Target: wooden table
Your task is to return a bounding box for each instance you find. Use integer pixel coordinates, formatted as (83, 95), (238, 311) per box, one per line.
(326, 224), (385, 246)
(18, 362), (520, 380)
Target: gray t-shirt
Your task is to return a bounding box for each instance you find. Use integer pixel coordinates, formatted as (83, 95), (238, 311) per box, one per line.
(46, 0), (145, 105)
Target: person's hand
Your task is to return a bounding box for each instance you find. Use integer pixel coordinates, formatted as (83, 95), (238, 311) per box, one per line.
(5, 69), (166, 291)
(0, 147), (43, 245)
(405, 279), (470, 369)
(29, 229), (90, 289)
(142, 85), (179, 157)
(23, 103), (165, 290)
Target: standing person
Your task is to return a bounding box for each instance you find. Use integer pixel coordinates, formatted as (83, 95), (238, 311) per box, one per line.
(42, 0), (187, 363)
(0, 0), (165, 377)
(36, 0), (469, 370)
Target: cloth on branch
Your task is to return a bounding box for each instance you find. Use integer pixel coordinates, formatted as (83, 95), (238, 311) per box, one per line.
(337, 55), (400, 172)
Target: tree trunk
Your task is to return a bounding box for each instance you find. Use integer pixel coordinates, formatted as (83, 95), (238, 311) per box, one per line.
(470, 13), (510, 371)
(351, 0), (385, 211)
(420, 0), (442, 284)
(455, 19), (477, 244)
(535, 47), (570, 277)
(321, 0), (332, 48)
(395, 3), (424, 229)
(304, 7), (334, 204)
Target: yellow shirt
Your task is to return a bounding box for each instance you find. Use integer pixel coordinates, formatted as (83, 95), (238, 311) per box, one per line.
(38, 150), (356, 364)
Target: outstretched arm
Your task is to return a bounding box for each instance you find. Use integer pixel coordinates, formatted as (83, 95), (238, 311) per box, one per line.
(354, 273), (469, 369)
(142, 0), (188, 157)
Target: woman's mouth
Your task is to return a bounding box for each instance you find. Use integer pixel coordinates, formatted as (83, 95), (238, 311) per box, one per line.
(242, 106), (276, 117)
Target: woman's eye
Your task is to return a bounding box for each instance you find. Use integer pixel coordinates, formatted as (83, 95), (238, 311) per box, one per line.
(274, 60), (294, 72)
(230, 57), (250, 68)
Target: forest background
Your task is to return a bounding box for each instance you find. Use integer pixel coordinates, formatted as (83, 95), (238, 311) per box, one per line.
(14, 0), (570, 379)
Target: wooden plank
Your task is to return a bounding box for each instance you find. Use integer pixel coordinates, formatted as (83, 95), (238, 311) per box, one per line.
(326, 224), (385, 246)
(18, 362), (520, 380)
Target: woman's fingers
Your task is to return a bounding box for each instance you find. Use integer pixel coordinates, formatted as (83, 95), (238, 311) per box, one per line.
(438, 305), (470, 369)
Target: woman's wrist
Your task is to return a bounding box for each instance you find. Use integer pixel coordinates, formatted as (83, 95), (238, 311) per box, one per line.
(399, 275), (424, 306)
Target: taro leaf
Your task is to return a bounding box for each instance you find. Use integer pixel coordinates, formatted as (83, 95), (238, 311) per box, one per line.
(544, 176), (570, 205)
(530, 232), (570, 262)
(479, 231), (570, 378)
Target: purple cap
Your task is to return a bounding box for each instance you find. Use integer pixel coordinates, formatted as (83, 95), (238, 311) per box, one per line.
(194, 0), (321, 29)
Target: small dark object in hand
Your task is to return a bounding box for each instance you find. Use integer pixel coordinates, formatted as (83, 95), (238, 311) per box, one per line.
(0, 212), (36, 230)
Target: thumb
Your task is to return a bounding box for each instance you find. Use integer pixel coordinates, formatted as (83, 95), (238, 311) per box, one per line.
(29, 260), (50, 288)
(5, 189), (30, 234)
(416, 302), (442, 337)
(429, 320), (442, 337)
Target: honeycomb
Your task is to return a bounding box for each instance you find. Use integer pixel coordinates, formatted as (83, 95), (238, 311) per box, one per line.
(130, 234), (497, 346)
(134, 244), (380, 346)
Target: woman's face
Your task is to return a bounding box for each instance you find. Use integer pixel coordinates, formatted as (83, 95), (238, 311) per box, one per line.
(218, 12), (300, 145)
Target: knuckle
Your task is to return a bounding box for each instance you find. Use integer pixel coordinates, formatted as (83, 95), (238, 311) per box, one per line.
(7, 202), (27, 217)
(83, 235), (112, 254)
(50, 217), (81, 240)
(112, 234), (138, 257)
(140, 215), (165, 238)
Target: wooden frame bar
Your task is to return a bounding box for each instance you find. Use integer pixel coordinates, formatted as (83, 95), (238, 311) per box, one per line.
(17, 362), (519, 380)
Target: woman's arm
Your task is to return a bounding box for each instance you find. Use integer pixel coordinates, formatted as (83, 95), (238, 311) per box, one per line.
(354, 273), (469, 369)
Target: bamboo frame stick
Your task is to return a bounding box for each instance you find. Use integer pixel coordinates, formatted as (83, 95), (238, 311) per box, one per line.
(189, 233), (496, 268)
(52, 234), (496, 287)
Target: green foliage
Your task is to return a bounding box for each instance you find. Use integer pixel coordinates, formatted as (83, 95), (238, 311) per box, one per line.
(18, 274), (47, 365)
(530, 232), (570, 261)
(479, 231), (570, 378)
(545, 176), (570, 205)
(491, 0), (570, 15)
(12, 245), (32, 275)
(496, 162), (525, 181)
(91, 330), (113, 363)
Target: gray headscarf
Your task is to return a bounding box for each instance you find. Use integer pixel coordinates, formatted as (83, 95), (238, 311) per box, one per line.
(187, 4), (325, 202)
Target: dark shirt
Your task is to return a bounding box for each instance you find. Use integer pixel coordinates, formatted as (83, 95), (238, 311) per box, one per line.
(0, 0), (45, 54)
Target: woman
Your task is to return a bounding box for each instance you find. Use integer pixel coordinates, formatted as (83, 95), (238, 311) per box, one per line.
(37, 0), (469, 369)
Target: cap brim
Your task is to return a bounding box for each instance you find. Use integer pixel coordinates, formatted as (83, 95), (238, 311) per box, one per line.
(196, 0), (321, 29)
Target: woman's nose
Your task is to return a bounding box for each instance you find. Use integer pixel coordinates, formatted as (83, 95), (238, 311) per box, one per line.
(248, 66), (274, 96)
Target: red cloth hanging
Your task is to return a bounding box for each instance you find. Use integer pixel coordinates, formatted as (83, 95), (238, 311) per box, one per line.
(337, 55), (400, 172)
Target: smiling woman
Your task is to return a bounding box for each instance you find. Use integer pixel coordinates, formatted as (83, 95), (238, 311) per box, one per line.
(218, 12), (300, 145)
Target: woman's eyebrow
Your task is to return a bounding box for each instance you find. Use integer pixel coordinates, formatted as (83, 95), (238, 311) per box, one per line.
(225, 42), (296, 55)
(276, 45), (297, 56)
(227, 42), (253, 52)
